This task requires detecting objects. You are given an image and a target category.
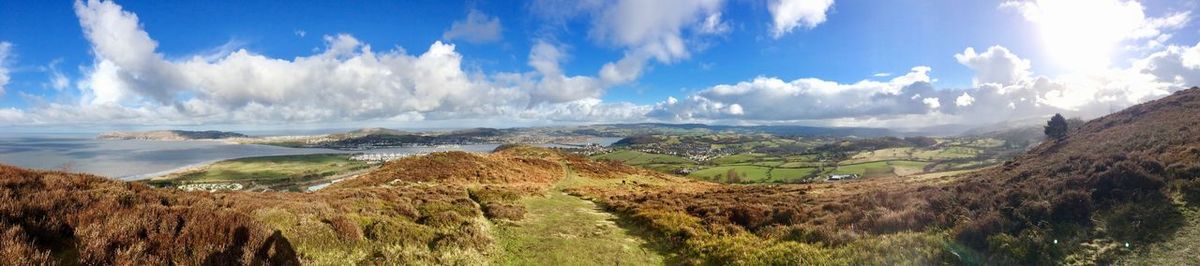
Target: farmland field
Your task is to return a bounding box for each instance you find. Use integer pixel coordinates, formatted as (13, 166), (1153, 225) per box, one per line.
(689, 165), (772, 182)
(142, 154), (372, 191)
(591, 150), (693, 165)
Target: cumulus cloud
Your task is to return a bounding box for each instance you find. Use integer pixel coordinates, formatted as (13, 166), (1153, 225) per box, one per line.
(525, 41), (604, 103)
(649, 67), (940, 121)
(954, 46), (1031, 86)
(0, 41), (11, 96)
(585, 0), (725, 85)
(955, 92), (974, 107)
(442, 9), (503, 44)
(650, 44), (1193, 127)
(922, 97), (940, 109)
(768, 0), (835, 38)
(0, 0), (648, 126)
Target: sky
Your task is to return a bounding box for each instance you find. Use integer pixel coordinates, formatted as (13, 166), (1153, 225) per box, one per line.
(1, 0), (1199, 131)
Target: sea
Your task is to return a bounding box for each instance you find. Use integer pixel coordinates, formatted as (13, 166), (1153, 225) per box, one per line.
(0, 133), (621, 180)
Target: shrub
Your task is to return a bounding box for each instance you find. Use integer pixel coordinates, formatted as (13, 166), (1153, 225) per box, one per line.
(325, 216), (363, 242)
(363, 219), (435, 245)
(481, 203), (525, 221)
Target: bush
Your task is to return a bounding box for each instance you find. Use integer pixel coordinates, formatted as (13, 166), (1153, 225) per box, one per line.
(364, 219), (436, 245)
(325, 216), (363, 242)
(482, 203), (525, 221)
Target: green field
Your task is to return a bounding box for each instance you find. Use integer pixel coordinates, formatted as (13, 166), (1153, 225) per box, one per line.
(592, 150), (693, 165)
(144, 154), (371, 191)
(710, 153), (768, 164)
(827, 161), (895, 177)
(913, 146), (979, 160)
(687, 165), (817, 183)
(770, 167), (817, 181)
(689, 165), (772, 182)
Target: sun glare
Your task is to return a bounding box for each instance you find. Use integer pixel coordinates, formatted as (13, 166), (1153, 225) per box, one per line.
(1019, 0), (1146, 72)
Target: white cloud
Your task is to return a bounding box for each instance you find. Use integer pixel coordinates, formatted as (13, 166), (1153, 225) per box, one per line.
(872, 72), (891, 77)
(728, 103), (744, 115)
(443, 9), (503, 44)
(922, 97), (940, 109)
(0, 42), (11, 97)
(75, 0), (184, 104)
(698, 12), (731, 35)
(0, 0), (650, 126)
(769, 0), (835, 38)
(587, 0), (725, 85)
(649, 66), (938, 121)
(955, 92), (974, 107)
(954, 46), (1031, 86)
(42, 59), (70, 91)
(650, 44), (1191, 127)
(526, 40), (604, 103)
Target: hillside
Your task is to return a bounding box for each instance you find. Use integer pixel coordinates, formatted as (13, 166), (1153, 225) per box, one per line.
(937, 88), (1200, 263)
(0, 145), (675, 264)
(2, 88), (1199, 264)
(562, 88), (1200, 264)
(97, 130), (249, 140)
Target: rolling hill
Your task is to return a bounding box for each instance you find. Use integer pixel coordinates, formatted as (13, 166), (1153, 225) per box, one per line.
(2, 88), (1199, 264)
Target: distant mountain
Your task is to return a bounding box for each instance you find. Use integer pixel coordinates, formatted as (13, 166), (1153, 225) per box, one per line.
(343, 127), (409, 136)
(97, 130), (248, 140)
(583, 123), (899, 137)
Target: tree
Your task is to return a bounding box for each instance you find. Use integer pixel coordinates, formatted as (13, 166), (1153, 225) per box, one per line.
(1044, 113), (1069, 140)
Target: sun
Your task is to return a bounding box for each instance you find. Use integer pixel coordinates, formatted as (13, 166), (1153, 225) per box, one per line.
(1014, 0), (1147, 72)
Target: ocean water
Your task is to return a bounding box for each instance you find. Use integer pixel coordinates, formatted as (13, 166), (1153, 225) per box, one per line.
(0, 137), (499, 180)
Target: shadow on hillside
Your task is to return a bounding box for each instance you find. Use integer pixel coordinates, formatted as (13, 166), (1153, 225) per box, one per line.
(201, 229), (299, 266)
(601, 202), (689, 265)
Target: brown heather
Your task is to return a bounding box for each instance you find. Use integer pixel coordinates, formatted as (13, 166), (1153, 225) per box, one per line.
(563, 88), (1200, 264)
(0, 147), (569, 264)
(2, 88), (1200, 264)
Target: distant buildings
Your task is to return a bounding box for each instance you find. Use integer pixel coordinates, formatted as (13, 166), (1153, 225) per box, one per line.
(349, 152), (423, 163)
(177, 183), (244, 192)
(826, 174), (859, 181)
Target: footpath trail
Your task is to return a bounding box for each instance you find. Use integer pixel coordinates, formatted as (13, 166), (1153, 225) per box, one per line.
(491, 168), (665, 265)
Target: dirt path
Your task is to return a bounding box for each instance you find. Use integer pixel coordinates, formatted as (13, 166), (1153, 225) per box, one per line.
(491, 169), (665, 265)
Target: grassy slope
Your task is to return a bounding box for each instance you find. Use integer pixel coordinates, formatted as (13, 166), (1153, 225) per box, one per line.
(492, 169), (665, 265)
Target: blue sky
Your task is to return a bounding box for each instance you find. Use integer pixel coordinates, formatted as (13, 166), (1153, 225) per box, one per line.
(1, 0), (1199, 129)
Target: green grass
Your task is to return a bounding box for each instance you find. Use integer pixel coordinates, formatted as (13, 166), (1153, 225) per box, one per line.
(710, 153), (767, 164)
(850, 147), (915, 162)
(592, 150), (692, 165)
(828, 161), (895, 177)
(689, 165), (772, 182)
(770, 168), (817, 182)
(779, 161), (824, 168)
(147, 154), (370, 189)
(493, 170), (665, 265)
(913, 146), (979, 160)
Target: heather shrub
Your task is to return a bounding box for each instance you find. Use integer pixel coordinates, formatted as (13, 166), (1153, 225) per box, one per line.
(481, 202), (525, 220)
(363, 219), (435, 245)
(0, 224), (51, 265)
